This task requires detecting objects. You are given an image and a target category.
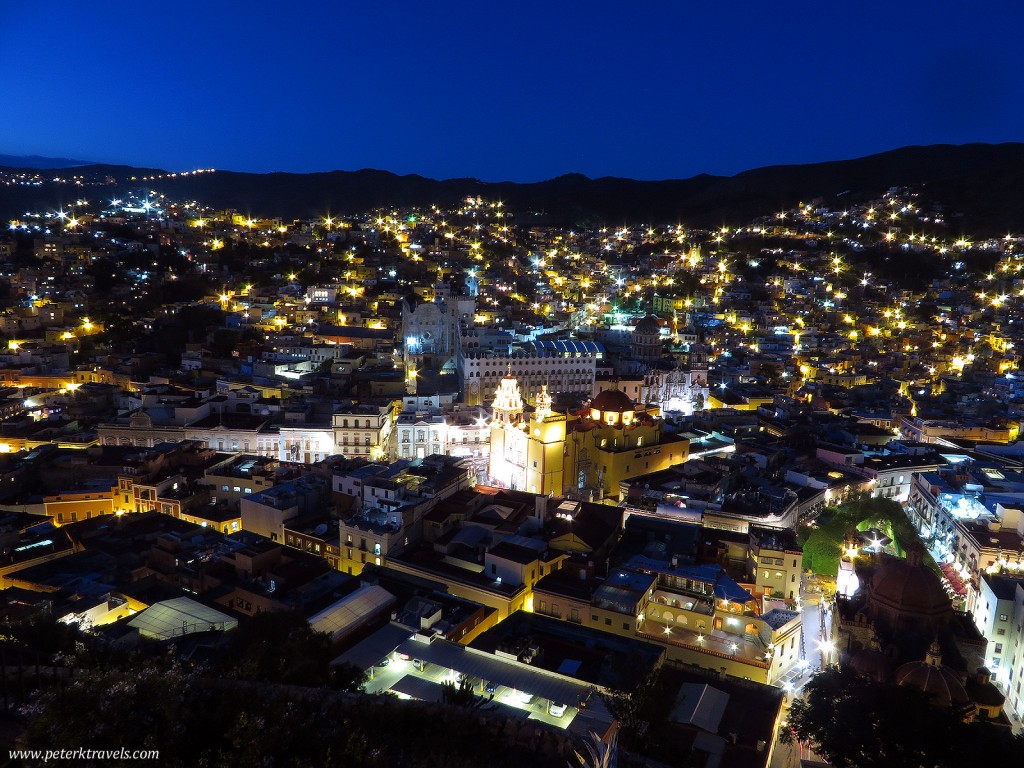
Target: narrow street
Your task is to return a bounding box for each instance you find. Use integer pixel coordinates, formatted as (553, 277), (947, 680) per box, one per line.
(769, 584), (833, 768)
(774, 585), (829, 692)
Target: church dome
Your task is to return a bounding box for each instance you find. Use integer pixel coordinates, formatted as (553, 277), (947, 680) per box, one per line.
(591, 389), (635, 414)
(633, 315), (661, 336)
(895, 640), (971, 709)
(866, 545), (951, 623)
(896, 662), (970, 707)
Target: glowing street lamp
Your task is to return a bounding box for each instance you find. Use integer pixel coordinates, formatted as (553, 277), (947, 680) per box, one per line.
(818, 639), (835, 666)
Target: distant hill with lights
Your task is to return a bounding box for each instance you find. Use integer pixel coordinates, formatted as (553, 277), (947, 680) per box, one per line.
(3, 143), (1024, 233)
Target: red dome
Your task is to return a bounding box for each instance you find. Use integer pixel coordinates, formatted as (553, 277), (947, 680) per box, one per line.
(895, 659), (970, 708)
(867, 556), (951, 619)
(591, 389), (635, 413)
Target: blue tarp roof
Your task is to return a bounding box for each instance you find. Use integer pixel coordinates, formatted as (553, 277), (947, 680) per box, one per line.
(624, 556), (754, 604)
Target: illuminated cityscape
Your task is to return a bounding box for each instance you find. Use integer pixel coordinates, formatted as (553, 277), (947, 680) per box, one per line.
(0, 167), (1022, 765)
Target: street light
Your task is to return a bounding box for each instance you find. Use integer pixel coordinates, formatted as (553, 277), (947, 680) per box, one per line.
(818, 639), (835, 667)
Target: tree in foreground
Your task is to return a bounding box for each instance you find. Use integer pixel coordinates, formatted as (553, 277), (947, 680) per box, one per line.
(784, 666), (1024, 768)
(21, 665), (571, 768)
(574, 730), (616, 768)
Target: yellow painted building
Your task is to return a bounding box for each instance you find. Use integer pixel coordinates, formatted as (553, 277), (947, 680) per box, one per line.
(45, 488), (116, 525)
(178, 508), (242, 535)
(385, 556), (532, 622)
(488, 378), (689, 501)
(897, 414), (1020, 444)
(750, 535), (803, 601)
(706, 389), (774, 411)
(564, 389), (689, 501)
(487, 378), (565, 495)
(533, 561), (804, 684)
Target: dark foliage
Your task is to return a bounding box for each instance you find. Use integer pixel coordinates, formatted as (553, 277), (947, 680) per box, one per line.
(440, 676), (479, 707)
(217, 610), (335, 687)
(799, 492), (928, 575)
(785, 665), (1024, 768)
(21, 665), (567, 768)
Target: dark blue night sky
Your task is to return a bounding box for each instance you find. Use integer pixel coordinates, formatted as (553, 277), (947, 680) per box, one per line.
(4, 1), (1023, 180)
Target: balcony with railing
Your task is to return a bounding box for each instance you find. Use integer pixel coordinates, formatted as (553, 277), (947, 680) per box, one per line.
(650, 588), (714, 616)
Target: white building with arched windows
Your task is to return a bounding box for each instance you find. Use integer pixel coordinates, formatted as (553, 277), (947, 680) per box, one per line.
(459, 341), (603, 406)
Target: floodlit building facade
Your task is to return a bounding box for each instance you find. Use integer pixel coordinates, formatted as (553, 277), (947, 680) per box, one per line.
(487, 377), (565, 495)
(974, 573), (1024, 724)
(564, 388), (689, 502)
(486, 376), (689, 501)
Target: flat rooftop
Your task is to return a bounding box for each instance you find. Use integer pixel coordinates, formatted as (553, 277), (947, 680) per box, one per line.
(469, 610), (664, 691)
